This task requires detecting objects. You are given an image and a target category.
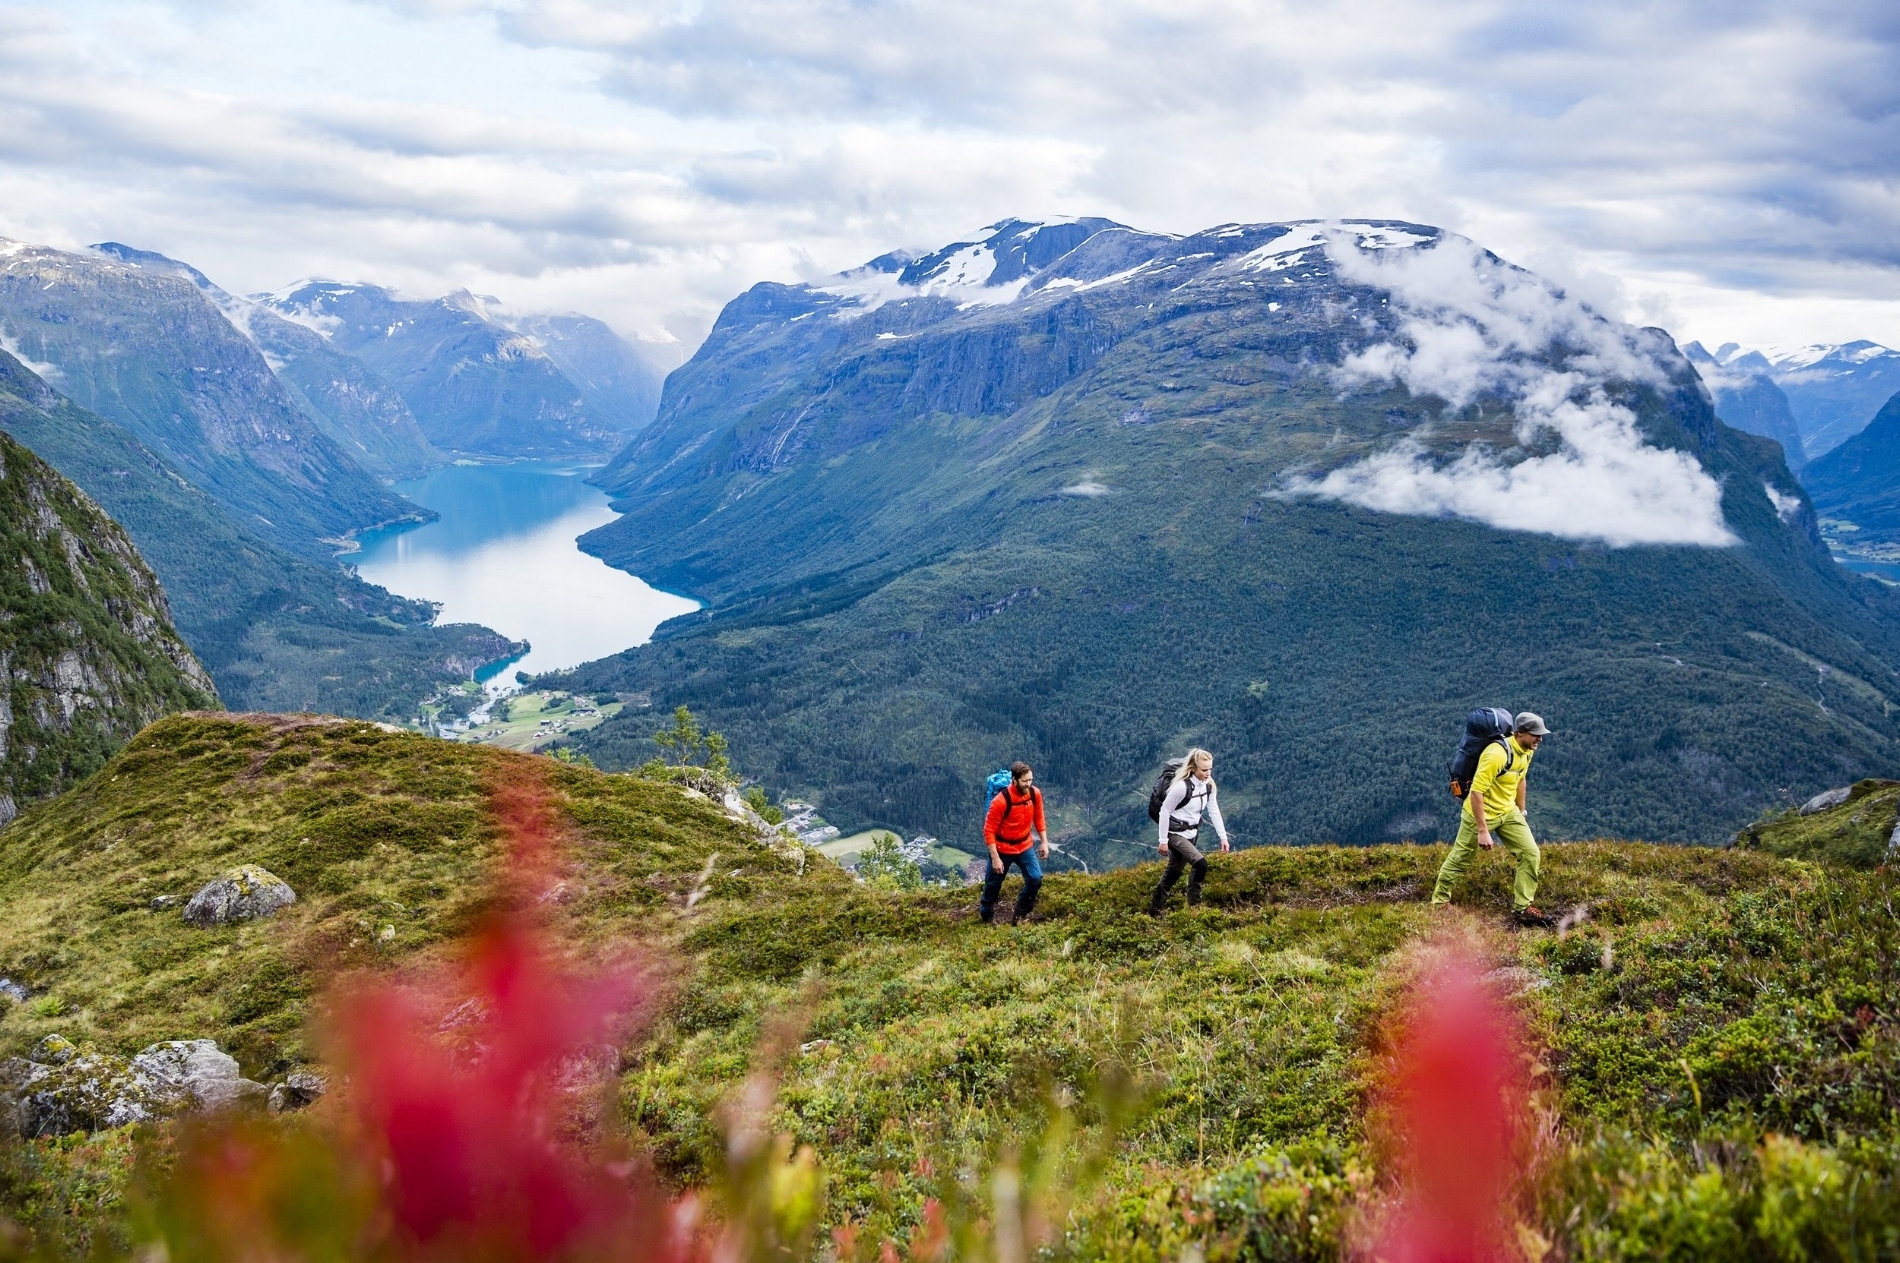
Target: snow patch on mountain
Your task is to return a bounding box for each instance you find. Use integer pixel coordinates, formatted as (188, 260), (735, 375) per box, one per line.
(1762, 341), (1900, 371)
(1286, 232), (1736, 549)
(814, 218), (1141, 317)
(1241, 222), (1435, 273)
(1037, 259), (1164, 294)
(258, 283), (348, 337)
(817, 239), (1029, 314)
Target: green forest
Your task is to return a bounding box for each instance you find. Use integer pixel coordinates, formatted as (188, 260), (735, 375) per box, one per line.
(0, 349), (521, 723)
(552, 269), (1900, 868)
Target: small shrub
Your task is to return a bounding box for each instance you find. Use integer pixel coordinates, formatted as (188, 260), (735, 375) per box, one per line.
(855, 833), (922, 891)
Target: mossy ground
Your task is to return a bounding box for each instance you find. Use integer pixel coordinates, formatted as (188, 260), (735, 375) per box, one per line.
(1747, 777), (1900, 868)
(2, 715), (1898, 1258)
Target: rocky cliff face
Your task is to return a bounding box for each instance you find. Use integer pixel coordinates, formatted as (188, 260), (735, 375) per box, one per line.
(1684, 342), (1807, 471)
(0, 429), (216, 823)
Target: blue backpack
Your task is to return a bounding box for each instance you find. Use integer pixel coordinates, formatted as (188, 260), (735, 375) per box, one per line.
(985, 769), (1014, 798)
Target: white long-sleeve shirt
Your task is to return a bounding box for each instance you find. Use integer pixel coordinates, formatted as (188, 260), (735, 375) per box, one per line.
(1159, 773), (1227, 846)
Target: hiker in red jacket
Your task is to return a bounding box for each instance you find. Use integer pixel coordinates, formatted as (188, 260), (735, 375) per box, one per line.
(980, 762), (1047, 924)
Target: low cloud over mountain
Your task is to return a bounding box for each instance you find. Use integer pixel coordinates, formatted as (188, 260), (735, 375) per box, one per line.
(1289, 231), (1736, 548)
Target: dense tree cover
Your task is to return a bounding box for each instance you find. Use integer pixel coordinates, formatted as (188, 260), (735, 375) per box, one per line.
(0, 350), (520, 721)
(552, 222), (1900, 867)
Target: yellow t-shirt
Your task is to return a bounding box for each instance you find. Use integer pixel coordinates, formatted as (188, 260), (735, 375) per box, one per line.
(1463, 737), (1534, 821)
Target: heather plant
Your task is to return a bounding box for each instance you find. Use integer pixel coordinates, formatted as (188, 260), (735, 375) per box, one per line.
(135, 775), (694, 1262)
(3, 718), (1900, 1259)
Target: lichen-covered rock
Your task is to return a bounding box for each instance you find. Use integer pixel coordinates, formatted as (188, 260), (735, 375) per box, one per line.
(267, 1069), (327, 1114)
(0, 1036), (265, 1136)
(15, 1051), (186, 1137)
(131, 1039), (267, 1110)
(182, 865), (296, 927)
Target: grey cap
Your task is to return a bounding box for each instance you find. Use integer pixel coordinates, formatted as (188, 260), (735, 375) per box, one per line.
(1514, 712), (1551, 736)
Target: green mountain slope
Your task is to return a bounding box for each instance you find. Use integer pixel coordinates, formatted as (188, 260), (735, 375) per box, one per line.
(0, 240), (414, 563)
(1684, 342), (1806, 470)
(557, 220), (1900, 862)
(1800, 390), (1900, 545)
(89, 244), (442, 481)
(0, 431), (215, 823)
(264, 283), (654, 458)
(2, 714), (1897, 1258)
(0, 349), (520, 720)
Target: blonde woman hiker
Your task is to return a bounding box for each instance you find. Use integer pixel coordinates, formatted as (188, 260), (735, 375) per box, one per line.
(1146, 748), (1230, 916)
(1431, 711), (1557, 927)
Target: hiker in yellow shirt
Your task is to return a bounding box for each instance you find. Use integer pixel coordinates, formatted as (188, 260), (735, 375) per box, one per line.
(1431, 712), (1556, 927)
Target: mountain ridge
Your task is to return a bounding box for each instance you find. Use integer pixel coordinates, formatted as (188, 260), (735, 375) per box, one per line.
(89, 243), (443, 481)
(549, 216), (1900, 861)
(0, 239), (415, 564)
(261, 281), (663, 458)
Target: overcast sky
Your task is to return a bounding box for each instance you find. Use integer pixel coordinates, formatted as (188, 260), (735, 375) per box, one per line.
(1, 0), (1895, 357)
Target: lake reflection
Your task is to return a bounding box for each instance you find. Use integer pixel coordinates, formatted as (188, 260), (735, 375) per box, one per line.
(351, 461), (697, 690)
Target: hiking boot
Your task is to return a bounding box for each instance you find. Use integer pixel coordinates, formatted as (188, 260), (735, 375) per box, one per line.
(1512, 905), (1558, 928)
(1145, 902), (1165, 918)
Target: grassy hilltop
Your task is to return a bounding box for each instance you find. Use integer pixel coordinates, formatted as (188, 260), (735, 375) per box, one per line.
(2, 714), (1898, 1258)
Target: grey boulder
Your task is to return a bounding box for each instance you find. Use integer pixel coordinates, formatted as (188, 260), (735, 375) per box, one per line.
(1799, 786), (1854, 816)
(3, 1037), (266, 1137)
(183, 865), (296, 927)
(12, 1051), (186, 1137)
(132, 1039), (268, 1111)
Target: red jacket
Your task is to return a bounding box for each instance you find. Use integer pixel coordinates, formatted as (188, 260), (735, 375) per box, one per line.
(984, 786), (1046, 854)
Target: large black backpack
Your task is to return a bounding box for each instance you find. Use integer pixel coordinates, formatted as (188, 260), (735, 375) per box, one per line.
(1147, 757), (1188, 823)
(1448, 707), (1515, 799)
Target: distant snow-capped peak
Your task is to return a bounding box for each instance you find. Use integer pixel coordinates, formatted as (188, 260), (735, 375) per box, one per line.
(810, 217), (1443, 318)
(1755, 341), (1900, 372)
(814, 218), (1131, 314)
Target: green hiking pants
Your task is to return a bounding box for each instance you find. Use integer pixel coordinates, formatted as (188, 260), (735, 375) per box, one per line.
(1431, 808), (1540, 910)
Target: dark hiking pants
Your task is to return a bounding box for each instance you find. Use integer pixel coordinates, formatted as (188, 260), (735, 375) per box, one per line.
(1150, 833), (1207, 912)
(980, 848), (1043, 923)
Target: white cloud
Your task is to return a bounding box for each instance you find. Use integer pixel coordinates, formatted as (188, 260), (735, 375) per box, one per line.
(0, 0), (1896, 350)
(1283, 232), (1738, 548)
(1763, 482), (1802, 523)
(0, 323), (64, 384)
